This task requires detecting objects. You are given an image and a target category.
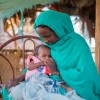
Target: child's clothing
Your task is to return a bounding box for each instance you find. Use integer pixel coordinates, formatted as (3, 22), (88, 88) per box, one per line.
(25, 55), (50, 80)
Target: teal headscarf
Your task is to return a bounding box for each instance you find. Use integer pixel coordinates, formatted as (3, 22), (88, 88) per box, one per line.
(34, 10), (100, 100)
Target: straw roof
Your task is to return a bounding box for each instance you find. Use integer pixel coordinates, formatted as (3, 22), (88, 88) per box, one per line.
(3, 0), (96, 38)
(23, 0), (96, 37)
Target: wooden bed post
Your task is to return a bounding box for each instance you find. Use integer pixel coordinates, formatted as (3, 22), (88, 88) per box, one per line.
(95, 0), (100, 74)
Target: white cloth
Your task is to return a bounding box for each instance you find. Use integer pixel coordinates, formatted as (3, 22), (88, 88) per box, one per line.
(9, 72), (85, 100)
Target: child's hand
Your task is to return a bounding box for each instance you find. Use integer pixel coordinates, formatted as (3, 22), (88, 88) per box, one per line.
(45, 58), (57, 74)
(27, 60), (34, 67)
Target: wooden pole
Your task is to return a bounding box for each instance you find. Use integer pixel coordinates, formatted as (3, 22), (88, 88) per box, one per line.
(10, 18), (17, 49)
(95, 0), (100, 74)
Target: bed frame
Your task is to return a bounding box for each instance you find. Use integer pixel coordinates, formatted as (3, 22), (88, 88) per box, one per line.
(0, 35), (40, 85)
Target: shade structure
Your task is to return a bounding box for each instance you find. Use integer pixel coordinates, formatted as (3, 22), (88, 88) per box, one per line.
(0, 0), (59, 20)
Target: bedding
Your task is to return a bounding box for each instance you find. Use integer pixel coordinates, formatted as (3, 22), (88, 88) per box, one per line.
(8, 72), (85, 100)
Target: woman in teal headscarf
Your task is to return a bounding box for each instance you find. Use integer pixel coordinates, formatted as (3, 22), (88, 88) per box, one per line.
(34, 10), (100, 100)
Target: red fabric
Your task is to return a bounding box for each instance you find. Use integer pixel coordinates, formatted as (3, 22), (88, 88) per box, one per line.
(45, 67), (50, 75)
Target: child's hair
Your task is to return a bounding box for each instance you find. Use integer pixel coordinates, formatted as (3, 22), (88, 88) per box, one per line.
(34, 44), (50, 56)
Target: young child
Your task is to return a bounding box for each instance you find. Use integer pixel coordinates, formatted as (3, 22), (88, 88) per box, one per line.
(25, 44), (50, 80)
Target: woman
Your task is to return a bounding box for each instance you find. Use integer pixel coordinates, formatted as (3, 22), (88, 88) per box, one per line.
(34, 10), (100, 100)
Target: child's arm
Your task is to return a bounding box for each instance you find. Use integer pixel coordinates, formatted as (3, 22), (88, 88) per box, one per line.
(27, 61), (44, 71)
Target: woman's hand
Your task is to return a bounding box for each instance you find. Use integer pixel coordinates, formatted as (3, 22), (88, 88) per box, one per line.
(5, 79), (19, 90)
(61, 83), (72, 92)
(45, 58), (58, 74)
(5, 74), (25, 90)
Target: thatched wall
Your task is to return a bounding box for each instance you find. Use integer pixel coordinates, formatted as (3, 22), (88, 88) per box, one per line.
(0, 53), (22, 84)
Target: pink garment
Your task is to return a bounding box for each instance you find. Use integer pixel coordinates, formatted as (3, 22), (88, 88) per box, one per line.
(25, 55), (50, 80)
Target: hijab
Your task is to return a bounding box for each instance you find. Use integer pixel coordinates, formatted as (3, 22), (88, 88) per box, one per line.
(34, 10), (100, 100)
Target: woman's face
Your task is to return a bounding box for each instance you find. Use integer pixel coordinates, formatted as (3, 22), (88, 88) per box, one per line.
(36, 27), (59, 44)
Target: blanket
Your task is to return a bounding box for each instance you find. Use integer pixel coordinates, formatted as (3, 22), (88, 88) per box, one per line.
(8, 72), (85, 100)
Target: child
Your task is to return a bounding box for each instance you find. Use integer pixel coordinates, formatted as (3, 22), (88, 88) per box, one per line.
(25, 44), (51, 80)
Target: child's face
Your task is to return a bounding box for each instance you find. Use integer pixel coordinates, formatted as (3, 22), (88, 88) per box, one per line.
(37, 47), (51, 62)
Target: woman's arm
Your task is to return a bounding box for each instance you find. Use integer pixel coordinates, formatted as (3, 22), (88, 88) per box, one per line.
(45, 58), (72, 91)
(5, 74), (25, 90)
(45, 58), (58, 74)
